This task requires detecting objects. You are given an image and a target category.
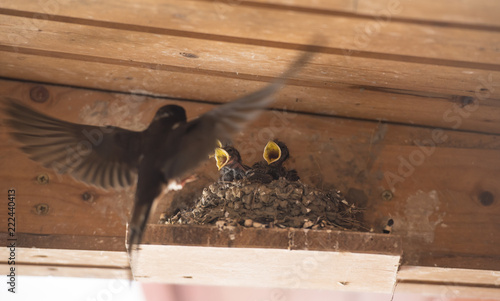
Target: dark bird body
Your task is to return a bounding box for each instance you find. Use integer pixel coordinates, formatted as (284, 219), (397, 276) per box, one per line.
(3, 49), (314, 266)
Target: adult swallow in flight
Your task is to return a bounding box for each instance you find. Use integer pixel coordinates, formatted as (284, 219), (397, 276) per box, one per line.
(3, 49), (314, 262)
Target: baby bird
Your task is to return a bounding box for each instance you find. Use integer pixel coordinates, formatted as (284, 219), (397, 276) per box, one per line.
(214, 145), (250, 182)
(250, 140), (299, 182)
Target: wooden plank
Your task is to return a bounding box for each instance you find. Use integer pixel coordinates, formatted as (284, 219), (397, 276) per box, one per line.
(1, 79), (499, 272)
(2, 53), (499, 135)
(4, 0), (499, 29)
(250, 0), (500, 27)
(1, 1), (499, 65)
(0, 263), (129, 279)
(2, 14), (499, 90)
(0, 247), (128, 267)
(396, 265), (500, 299)
(396, 282), (500, 300)
(140, 225), (402, 255)
(0, 244), (130, 278)
(1, 19), (500, 135)
(367, 152), (500, 270)
(135, 245), (400, 292)
(133, 226), (401, 292)
(0, 232), (126, 251)
(398, 266), (500, 286)
(356, 0), (500, 28)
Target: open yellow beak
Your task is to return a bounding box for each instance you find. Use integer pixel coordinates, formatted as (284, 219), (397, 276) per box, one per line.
(209, 140), (224, 158)
(214, 147), (230, 170)
(263, 141), (281, 165)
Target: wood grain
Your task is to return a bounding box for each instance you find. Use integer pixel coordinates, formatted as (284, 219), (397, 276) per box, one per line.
(250, 0), (500, 28)
(1, 0), (499, 64)
(133, 245), (400, 292)
(1, 47), (499, 135)
(396, 282), (500, 300)
(0, 263), (130, 279)
(140, 225), (403, 255)
(0, 247), (128, 267)
(1, 0), (500, 291)
(398, 266), (500, 286)
(1, 80), (499, 272)
(2, 14), (499, 91)
(1, 1), (500, 136)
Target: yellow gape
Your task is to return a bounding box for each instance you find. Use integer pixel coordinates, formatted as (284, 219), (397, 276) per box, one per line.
(214, 148), (230, 170)
(209, 139), (224, 158)
(263, 141), (281, 165)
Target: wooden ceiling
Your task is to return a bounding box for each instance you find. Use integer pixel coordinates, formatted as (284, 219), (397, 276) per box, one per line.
(0, 0), (499, 291)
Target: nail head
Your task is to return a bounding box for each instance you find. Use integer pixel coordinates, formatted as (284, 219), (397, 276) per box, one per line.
(381, 190), (393, 201)
(30, 86), (50, 103)
(34, 203), (49, 215)
(36, 173), (49, 185)
(479, 191), (494, 206)
(82, 191), (95, 203)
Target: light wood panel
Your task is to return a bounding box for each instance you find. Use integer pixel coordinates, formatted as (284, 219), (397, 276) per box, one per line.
(396, 282), (500, 300)
(0, 263), (130, 279)
(135, 245), (400, 292)
(0, 247), (128, 267)
(398, 266), (500, 286)
(133, 226), (401, 292)
(2, 0), (499, 64)
(2, 14), (499, 95)
(250, 0), (500, 27)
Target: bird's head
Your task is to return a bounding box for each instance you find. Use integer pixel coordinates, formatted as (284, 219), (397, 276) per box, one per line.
(214, 146), (242, 170)
(152, 105), (187, 123)
(263, 140), (289, 165)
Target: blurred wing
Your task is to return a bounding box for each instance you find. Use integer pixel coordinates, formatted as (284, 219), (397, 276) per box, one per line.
(204, 50), (314, 138)
(3, 99), (142, 189)
(161, 49), (315, 180)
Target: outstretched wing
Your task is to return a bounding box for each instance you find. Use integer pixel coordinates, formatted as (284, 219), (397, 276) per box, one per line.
(205, 49), (315, 138)
(3, 99), (143, 189)
(161, 49), (316, 180)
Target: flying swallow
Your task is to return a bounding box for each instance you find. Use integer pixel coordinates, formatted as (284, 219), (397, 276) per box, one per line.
(3, 48), (315, 263)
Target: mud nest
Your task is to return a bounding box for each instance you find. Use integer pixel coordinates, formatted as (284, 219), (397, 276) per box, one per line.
(161, 177), (362, 230)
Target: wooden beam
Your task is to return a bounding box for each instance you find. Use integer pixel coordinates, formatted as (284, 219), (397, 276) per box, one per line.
(140, 225), (402, 254)
(131, 225), (401, 292)
(398, 266), (500, 286)
(396, 283), (500, 300)
(250, 0), (500, 28)
(1, 2), (500, 135)
(0, 236), (130, 279)
(1, 52), (499, 135)
(0, 263), (129, 279)
(2, 0), (499, 64)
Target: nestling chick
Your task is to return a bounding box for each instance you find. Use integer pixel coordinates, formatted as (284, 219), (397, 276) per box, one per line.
(250, 140), (300, 182)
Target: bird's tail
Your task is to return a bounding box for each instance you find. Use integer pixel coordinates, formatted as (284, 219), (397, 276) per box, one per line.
(126, 174), (162, 279)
